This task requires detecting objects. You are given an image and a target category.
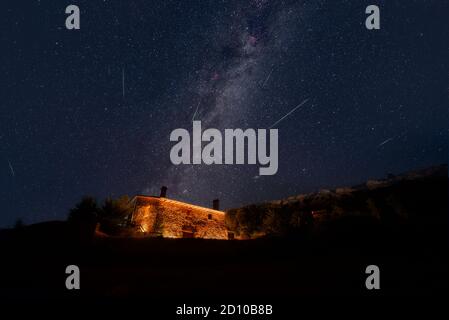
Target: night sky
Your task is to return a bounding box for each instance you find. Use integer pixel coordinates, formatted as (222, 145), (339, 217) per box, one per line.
(0, 0), (447, 227)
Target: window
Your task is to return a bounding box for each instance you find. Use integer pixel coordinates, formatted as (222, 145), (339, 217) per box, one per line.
(208, 214), (212, 220)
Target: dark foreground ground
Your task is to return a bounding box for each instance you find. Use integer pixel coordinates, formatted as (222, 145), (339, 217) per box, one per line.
(0, 222), (447, 318)
(0, 221), (447, 301)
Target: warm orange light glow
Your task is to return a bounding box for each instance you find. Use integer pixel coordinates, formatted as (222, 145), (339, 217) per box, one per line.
(130, 195), (228, 239)
(138, 196), (225, 214)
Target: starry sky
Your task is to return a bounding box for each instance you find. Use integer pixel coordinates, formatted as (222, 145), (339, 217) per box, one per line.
(0, 0), (447, 227)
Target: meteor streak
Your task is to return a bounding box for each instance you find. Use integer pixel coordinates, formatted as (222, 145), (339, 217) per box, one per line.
(192, 101), (201, 121)
(269, 98), (309, 129)
(262, 67), (274, 87)
(377, 137), (394, 148)
(8, 160), (15, 177)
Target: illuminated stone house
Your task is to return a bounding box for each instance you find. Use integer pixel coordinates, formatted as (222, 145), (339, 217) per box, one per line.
(128, 187), (230, 240)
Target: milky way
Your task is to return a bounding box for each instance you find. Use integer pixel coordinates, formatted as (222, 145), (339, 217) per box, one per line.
(156, 0), (310, 206)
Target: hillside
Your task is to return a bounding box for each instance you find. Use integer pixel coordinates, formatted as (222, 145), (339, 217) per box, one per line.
(225, 164), (448, 239)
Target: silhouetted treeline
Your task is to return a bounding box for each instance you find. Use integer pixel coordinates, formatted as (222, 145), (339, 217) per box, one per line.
(67, 195), (133, 240)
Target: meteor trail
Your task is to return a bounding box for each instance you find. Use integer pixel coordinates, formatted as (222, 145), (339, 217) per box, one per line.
(377, 137), (394, 148)
(269, 98), (309, 129)
(8, 160), (15, 177)
(192, 101), (201, 121)
(262, 67), (274, 87)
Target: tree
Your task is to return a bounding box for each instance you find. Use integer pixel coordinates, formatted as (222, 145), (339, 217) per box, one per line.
(99, 196), (132, 220)
(98, 195), (134, 235)
(68, 196), (99, 242)
(262, 208), (282, 235)
(68, 196), (99, 224)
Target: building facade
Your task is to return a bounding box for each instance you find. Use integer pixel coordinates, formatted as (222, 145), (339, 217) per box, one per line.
(128, 187), (229, 239)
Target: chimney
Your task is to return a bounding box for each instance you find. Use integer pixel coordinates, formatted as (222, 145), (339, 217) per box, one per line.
(160, 186), (167, 198)
(212, 199), (219, 210)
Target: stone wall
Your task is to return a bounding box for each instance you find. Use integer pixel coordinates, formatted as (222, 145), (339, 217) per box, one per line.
(130, 196), (228, 240)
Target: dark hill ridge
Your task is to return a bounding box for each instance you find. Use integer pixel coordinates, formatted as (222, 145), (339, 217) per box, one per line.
(266, 164), (446, 204)
(225, 164), (448, 239)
